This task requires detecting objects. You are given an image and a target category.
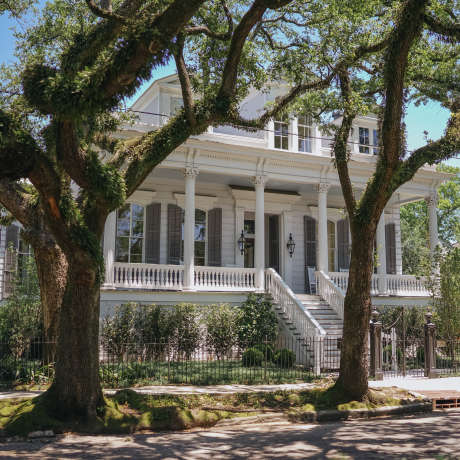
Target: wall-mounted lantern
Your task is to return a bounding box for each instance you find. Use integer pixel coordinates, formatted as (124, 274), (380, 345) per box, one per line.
(238, 230), (246, 255)
(286, 233), (296, 258)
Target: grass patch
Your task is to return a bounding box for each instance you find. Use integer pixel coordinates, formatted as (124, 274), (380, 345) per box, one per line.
(0, 385), (418, 437)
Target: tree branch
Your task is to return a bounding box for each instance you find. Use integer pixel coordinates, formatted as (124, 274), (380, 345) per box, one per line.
(424, 13), (460, 41)
(85, 0), (126, 22)
(217, 0), (291, 102)
(173, 34), (196, 127)
(185, 1), (233, 40)
(391, 110), (460, 191)
(333, 68), (357, 217)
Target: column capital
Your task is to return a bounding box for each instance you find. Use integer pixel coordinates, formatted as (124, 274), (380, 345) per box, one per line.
(317, 182), (331, 194)
(425, 192), (438, 207)
(251, 174), (268, 187)
(184, 166), (199, 178)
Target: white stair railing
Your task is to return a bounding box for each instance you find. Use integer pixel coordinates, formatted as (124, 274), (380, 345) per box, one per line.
(316, 270), (345, 320)
(265, 268), (326, 338)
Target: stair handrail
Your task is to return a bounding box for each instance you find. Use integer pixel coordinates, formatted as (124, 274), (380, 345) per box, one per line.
(315, 270), (345, 320)
(265, 268), (326, 337)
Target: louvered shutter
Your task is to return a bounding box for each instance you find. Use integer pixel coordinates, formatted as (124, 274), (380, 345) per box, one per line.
(3, 224), (19, 299)
(145, 203), (161, 264)
(208, 208), (222, 267)
(304, 216), (317, 291)
(337, 218), (350, 270)
(167, 204), (183, 265)
(385, 223), (396, 274)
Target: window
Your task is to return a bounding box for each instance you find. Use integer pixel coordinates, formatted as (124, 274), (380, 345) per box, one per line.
(170, 97), (184, 116)
(116, 203), (145, 263)
(274, 116), (289, 150)
(328, 220), (336, 271)
(298, 115), (312, 153)
(181, 209), (207, 266)
(373, 129), (379, 155)
(17, 236), (33, 281)
(359, 127), (370, 153)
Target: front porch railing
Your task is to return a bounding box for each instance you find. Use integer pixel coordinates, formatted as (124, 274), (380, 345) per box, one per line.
(194, 266), (257, 291)
(328, 272), (430, 297)
(112, 263), (184, 290)
(111, 262), (257, 291)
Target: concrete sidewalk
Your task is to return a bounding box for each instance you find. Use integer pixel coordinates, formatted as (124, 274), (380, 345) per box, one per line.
(0, 377), (457, 400)
(369, 376), (460, 393)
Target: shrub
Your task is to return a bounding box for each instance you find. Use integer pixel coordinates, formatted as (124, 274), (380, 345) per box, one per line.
(252, 343), (275, 362)
(237, 293), (278, 347)
(275, 349), (296, 368)
(101, 303), (138, 360)
(135, 305), (175, 359)
(170, 304), (202, 359)
(205, 304), (239, 359)
(242, 347), (264, 367)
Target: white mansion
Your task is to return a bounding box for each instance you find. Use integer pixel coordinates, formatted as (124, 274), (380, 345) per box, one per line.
(0, 74), (449, 341)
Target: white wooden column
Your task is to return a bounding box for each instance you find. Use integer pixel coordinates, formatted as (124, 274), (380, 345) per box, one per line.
(253, 175), (267, 290)
(184, 167), (199, 290)
(103, 211), (116, 286)
(290, 117), (298, 153)
(425, 192), (439, 255)
(317, 183), (330, 272)
(376, 211), (387, 293)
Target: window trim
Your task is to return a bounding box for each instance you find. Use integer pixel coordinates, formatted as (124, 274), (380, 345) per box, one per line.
(298, 115), (313, 153)
(358, 126), (370, 154)
(115, 202), (146, 264)
(274, 118), (289, 150)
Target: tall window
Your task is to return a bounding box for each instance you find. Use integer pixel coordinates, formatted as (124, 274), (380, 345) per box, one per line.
(359, 127), (370, 153)
(170, 97), (184, 116)
(274, 116), (289, 150)
(17, 236), (33, 281)
(373, 129), (379, 155)
(298, 115), (312, 153)
(327, 220), (336, 271)
(116, 203), (145, 263)
(181, 209), (207, 266)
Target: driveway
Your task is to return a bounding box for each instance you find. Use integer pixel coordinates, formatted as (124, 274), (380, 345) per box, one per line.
(0, 409), (459, 459)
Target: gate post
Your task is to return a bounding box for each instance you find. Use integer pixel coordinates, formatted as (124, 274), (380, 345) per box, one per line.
(370, 310), (383, 380)
(424, 312), (439, 378)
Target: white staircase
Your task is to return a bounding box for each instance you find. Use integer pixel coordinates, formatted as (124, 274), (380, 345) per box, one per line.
(296, 294), (343, 338)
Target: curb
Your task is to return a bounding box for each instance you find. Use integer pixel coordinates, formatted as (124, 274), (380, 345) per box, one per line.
(215, 412), (288, 427)
(288, 401), (433, 423)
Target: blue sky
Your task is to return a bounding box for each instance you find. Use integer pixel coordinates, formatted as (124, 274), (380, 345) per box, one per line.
(1, 7), (458, 168)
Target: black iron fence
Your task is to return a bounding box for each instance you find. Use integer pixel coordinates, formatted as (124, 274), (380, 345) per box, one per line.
(0, 334), (457, 387)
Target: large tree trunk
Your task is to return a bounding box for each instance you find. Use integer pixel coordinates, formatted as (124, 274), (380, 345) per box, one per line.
(44, 253), (104, 419)
(33, 241), (67, 362)
(335, 224), (376, 400)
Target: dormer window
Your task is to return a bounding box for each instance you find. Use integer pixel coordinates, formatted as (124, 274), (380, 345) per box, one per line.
(274, 116), (289, 150)
(359, 127), (370, 153)
(298, 115), (312, 153)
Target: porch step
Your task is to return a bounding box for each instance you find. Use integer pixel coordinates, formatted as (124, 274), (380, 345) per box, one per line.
(300, 297), (344, 339)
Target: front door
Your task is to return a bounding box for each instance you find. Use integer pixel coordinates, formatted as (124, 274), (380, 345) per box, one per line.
(243, 213), (280, 274)
(267, 214), (280, 273)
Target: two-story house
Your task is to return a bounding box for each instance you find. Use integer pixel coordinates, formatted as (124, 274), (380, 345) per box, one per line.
(0, 73), (450, 344)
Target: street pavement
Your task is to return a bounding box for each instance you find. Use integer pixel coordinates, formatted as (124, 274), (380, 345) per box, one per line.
(0, 409), (459, 459)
